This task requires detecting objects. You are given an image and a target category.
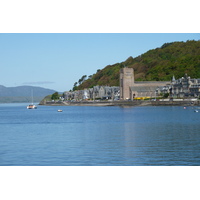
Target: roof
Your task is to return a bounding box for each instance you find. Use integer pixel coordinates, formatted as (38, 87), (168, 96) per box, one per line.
(134, 81), (170, 85)
(130, 85), (159, 92)
(130, 81), (170, 92)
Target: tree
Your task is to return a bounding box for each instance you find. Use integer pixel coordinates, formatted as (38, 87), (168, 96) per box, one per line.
(51, 92), (59, 100)
(82, 75), (87, 82)
(72, 82), (78, 91)
(163, 93), (169, 98)
(78, 75), (87, 85)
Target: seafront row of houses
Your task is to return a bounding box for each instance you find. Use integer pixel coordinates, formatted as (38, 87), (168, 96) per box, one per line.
(63, 68), (200, 101)
(64, 86), (120, 101)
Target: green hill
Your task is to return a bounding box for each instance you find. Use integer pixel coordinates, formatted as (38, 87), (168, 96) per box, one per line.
(74, 40), (200, 90)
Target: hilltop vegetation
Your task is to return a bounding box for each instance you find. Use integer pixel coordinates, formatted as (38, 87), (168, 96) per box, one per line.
(73, 40), (200, 90)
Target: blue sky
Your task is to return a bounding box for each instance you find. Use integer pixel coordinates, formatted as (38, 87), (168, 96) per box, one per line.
(0, 33), (200, 92)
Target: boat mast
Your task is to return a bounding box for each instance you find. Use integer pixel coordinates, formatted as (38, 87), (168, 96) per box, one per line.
(31, 89), (34, 104)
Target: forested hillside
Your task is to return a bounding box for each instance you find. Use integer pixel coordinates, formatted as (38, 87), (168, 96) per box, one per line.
(74, 40), (200, 90)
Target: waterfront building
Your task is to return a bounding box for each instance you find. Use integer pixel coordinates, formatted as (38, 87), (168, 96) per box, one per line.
(64, 86), (120, 101)
(170, 74), (200, 98)
(130, 81), (170, 100)
(100, 86), (120, 100)
(64, 68), (200, 102)
(120, 66), (170, 100)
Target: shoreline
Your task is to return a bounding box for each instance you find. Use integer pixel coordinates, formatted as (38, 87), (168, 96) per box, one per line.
(39, 100), (200, 107)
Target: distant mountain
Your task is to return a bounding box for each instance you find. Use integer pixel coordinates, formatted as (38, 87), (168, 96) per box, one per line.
(75, 40), (200, 90)
(0, 85), (56, 103)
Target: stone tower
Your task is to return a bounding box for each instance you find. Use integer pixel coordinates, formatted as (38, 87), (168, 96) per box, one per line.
(120, 67), (134, 100)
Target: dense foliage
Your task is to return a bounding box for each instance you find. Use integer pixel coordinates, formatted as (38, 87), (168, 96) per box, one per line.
(74, 40), (200, 90)
(51, 92), (60, 100)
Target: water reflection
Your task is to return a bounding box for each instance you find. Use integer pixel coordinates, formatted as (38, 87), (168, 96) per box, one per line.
(121, 106), (200, 165)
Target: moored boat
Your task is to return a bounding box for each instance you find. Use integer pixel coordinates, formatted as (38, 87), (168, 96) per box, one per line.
(27, 90), (37, 109)
(27, 104), (37, 109)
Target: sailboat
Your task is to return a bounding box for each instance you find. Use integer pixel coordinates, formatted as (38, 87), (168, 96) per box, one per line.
(27, 90), (37, 109)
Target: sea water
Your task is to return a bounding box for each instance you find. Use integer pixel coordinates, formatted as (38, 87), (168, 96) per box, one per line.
(0, 103), (200, 166)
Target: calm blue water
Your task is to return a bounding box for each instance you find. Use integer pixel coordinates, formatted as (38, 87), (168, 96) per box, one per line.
(0, 103), (200, 166)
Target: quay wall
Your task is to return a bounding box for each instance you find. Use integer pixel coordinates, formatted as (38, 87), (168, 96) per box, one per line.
(40, 100), (200, 107)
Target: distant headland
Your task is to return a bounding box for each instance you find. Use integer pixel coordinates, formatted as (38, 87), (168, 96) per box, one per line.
(0, 85), (56, 103)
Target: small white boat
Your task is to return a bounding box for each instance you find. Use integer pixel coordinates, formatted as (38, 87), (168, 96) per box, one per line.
(27, 104), (37, 109)
(57, 109), (63, 112)
(194, 110), (198, 113)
